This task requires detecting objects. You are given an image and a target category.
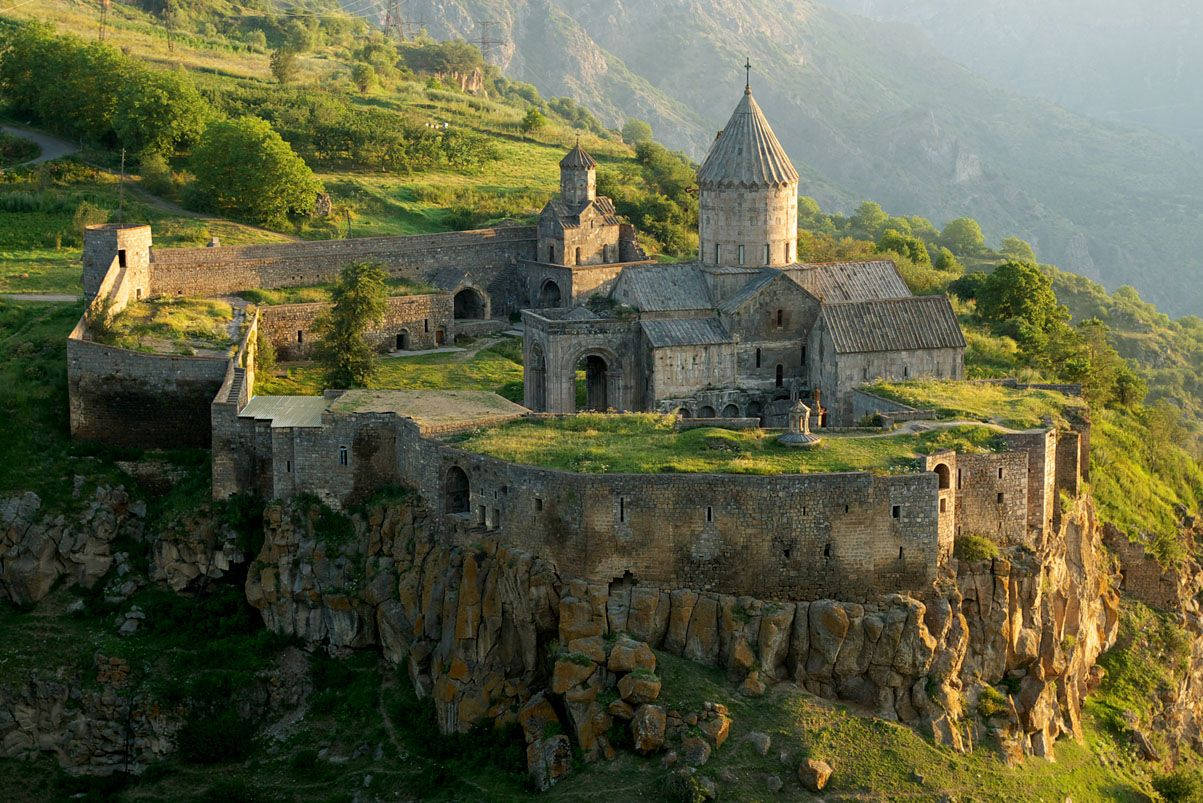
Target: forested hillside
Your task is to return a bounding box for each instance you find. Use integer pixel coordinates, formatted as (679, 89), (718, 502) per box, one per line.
(389, 0), (1203, 319)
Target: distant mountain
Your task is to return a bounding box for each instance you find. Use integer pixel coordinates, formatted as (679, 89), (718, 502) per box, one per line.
(827, 0), (1203, 153)
(392, 0), (1203, 316)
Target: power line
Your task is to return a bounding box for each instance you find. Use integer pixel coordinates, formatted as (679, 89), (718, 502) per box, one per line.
(475, 18), (503, 64)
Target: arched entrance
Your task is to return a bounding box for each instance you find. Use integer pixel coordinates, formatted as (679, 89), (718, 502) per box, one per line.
(529, 345), (547, 411)
(396, 330), (409, 351)
(435, 328), (446, 346)
(721, 404), (740, 418)
(454, 287), (486, 320)
(676, 408), (691, 419)
(934, 463), (951, 490)
(444, 466), (470, 514)
(698, 405), (716, 418)
(577, 354), (609, 412)
(538, 279), (562, 308)
(746, 400), (764, 427)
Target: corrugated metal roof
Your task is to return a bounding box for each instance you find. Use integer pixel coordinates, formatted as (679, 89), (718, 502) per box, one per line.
(697, 89), (799, 189)
(239, 395), (328, 428)
(822, 296), (966, 354)
(642, 317), (730, 348)
(611, 264), (713, 311)
(785, 261), (911, 303)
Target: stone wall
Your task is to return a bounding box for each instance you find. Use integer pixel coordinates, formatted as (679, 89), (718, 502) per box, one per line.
(522, 312), (643, 413)
(699, 183), (798, 269)
(648, 342), (737, 401)
(67, 318), (229, 449)
(258, 294), (454, 359)
(83, 224), (151, 303)
(148, 226), (537, 302)
(953, 451), (1032, 547)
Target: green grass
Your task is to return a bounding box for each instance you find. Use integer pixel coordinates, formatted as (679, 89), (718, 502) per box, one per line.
(452, 414), (1003, 475)
(105, 297), (235, 356)
(256, 337), (525, 401)
(237, 276), (438, 306)
(867, 379), (1085, 430)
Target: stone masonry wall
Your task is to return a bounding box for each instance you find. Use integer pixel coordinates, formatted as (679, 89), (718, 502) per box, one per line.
(258, 294), (454, 359)
(954, 451), (1031, 547)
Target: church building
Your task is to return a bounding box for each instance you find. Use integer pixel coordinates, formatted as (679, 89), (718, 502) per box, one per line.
(523, 83), (966, 426)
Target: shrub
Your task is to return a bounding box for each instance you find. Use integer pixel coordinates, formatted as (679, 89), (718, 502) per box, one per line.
(976, 685), (1009, 718)
(1153, 769), (1203, 803)
(954, 534), (1000, 563)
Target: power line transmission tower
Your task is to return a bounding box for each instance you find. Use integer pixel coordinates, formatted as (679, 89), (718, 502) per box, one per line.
(475, 18), (503, 64)
(98, 0), (111, 42)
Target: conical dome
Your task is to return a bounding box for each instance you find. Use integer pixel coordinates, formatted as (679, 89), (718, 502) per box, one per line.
(697, 89), (798, 189)
(560, 142), (597, 170)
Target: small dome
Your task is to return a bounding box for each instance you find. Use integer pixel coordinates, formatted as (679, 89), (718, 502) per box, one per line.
(697, 89), (799, 189)
(560, 142), (597, 170)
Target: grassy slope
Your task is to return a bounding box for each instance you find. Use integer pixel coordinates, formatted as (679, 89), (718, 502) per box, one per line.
(453, 413), (1002, 475)
(867, 379), (1084, 430)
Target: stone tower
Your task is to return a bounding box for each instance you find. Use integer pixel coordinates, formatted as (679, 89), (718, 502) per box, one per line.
(560, 141), (596, 208)
(697, 84), (799, 268)
(82, 223), (153, 303)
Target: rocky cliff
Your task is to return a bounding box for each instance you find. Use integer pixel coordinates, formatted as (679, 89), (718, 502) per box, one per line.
(244, 491), (1118, 763)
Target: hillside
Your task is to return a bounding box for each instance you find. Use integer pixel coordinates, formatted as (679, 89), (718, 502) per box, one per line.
(828, 0), (1203, 153)
(392, 0), (1203, 318)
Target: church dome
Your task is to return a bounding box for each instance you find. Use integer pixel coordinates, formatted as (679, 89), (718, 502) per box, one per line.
(697, 89), (799, 189)
(560, 142), (597, 170)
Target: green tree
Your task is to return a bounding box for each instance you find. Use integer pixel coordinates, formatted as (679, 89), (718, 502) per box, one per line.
(350, 62), (376, 94)
(934, 246), (964, 274)
(313, 262), (389, 388)
(621, 118), (653, 146)
(976, 260), (1067, 346)
(941, 217), (986, 256)
(270, 47), (299, 84)
(949, 271), (988, 301)
(877, 229), (931, 267)
(850, 201), (889, 239)
(1000, 235), (1037, 263)
(520, 107), (547, 135)
(113, 68), (209, 156)
(188, 116), (321, 227)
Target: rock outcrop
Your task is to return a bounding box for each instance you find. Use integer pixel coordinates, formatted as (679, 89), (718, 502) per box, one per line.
(0, 486), (143, 606)
(151, 508), (246, 593)
(245, 492), (1118, 762)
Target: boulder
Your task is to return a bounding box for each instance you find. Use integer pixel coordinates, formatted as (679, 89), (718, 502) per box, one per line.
(798, 758), (832, 792)
(517, 693), (559, 744)
(698, 710), (731, 749)
(630, 704), (666, 754)
(608, 636), (656, 673)
(551, 657), (596, 694)
(618, 672), (661, 705)
(681, 736), (711, 767)
(526, 735), (572, 791)
(746, 731), (772, 756)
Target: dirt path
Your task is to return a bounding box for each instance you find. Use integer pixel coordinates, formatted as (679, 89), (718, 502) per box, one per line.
(0, 124), (77, 167)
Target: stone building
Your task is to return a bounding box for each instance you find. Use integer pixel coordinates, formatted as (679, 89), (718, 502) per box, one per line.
(523, 87), (965, 425)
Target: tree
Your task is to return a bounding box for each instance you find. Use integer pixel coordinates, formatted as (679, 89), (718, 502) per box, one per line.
(520, 107), (547, 135)
(270, 47), (299, 84)
(313, 262), (389, 388)
(1000, 236), (1037, 263)
(350, 62), (376, 94)
(877, 229), (931, 267)
(621, 118), (653, 146)
(948, 271), (988, 301)
(941, 217), (986, 256)
(850, 201), (889, 239)
(113, 68), (209, 156)
(976, 260), (1068, 347)
(933, 246), (964, 274)
(188, 116), (322, 227)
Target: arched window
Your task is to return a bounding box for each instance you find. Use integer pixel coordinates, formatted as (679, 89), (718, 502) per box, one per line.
(934, 464), (951, 490)
(721, 404), (740, 418)
(775, 365), (784, 387)
(764, 243), (771, 264)
(574, 246), (582, 265)
(444, 466), (470, 514)
(755, 348), (762, 368)
(776, 309), (784, 328)
(548, 245), (556, 263)
(738, 244), (745, 265)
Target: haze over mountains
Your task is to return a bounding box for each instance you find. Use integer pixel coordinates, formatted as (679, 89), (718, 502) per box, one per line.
(386, 0), (1203, 317)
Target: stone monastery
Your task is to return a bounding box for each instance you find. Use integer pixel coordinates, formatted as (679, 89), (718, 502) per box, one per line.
(66, 83), (1085, 604)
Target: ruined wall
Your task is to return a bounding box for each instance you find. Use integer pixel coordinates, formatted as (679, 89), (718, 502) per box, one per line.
(148, 227), (536, 301)
(258, 294), (454, 359)
(1001, 431), (1058, 540)
(83, 224), (152, 303)
(954, 451), (1031, 546)
(829, 347), (964, 426)
(67, 320), (228, 448)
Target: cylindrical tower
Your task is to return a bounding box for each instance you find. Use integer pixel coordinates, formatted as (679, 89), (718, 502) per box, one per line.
(697, 87), (799, 268)
(560, 141), (596, 208)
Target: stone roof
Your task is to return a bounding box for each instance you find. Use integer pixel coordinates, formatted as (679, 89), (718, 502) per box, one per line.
(785, 261), (911, 303)
(641, 317), (730, 348)
(697, 89), (799, 189)
(544, 196), (622, 228)
(560, 143), (597, 170)
(611, 263), (713, 312)
(821, 296), (966, 354)
(718, 269), (800, 315)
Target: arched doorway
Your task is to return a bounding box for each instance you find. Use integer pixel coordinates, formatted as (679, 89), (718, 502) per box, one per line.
(698, 405), (716, 418)
(775, 365), (784, 388)
(721, 404), (740, 418)
(746, 400), (764, 427)
(396, 330), (409, 351)
(529, 345), (547, 411)
(538, 279), (562, 308)
(577, 354), (609, 412)
(676, 408), (691, 419)
(444, 466), (470, 514)
(454, 287), (486, 320)
(934, 464), (951, 490)
(435, 328), (446, 346)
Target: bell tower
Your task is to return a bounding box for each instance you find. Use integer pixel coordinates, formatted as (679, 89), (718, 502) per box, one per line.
(560, 140), (596, 208)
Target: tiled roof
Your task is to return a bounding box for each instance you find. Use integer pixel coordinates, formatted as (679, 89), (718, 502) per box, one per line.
(642, 317), (730, 348)
(822, 296), (966, 354)
(560, 143), (597, 169)
(611, 263), (713, 311)
(697, 90), (799, 189)
(544, 196), (622, 228)
(785, 261), (911, 303)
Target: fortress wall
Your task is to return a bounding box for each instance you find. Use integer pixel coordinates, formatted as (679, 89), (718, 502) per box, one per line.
(68, 324), (229, 448)
(954, 451), (1031, 547)
(148, 227), (537, 300)
(1000, 430), (1058, 538)
(211, 313), (260, 497)
(258, 294), (454, 359)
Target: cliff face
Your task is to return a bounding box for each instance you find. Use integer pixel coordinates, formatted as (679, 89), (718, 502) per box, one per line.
(244, 492), (1118, 760)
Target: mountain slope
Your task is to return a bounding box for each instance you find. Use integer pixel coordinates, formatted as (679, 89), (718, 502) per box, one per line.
(395, 0), (1203, 317)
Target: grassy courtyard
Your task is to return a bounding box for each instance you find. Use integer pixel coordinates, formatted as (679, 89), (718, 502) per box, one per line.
(102, 297), (236, 356)
(866, 380), (1085, 429)
(451, 413), (1003, 475)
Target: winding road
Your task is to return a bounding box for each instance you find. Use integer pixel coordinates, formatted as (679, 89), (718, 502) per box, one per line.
(0, 124), (78, 167)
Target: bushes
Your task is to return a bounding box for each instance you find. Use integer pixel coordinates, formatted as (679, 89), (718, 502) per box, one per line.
(1153, 768), (1203, 802)
(954, 534), (1000, 563)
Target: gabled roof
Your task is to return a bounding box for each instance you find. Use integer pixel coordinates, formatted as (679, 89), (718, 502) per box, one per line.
(611, 263), (712, 312)
(561, 143), (597, 170)
(542, 196), (622, 228)
(642, 317), (730, 348)
(821, 296), (966, 354)
(785, 261), (912, 303)
(718, 268), (819, 316)
(697, 89), (799, 189)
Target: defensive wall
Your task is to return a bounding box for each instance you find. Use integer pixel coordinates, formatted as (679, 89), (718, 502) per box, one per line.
(258, 294), (455, 359)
